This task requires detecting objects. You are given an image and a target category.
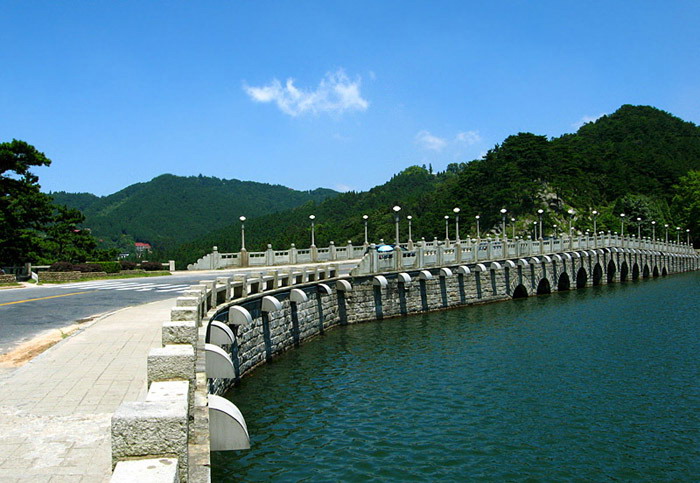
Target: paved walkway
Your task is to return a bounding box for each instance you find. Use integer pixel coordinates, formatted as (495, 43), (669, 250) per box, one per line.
(0, 297), (174, 482)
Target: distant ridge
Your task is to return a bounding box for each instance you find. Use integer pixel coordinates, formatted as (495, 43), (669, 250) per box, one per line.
(50, 174), (337, 252)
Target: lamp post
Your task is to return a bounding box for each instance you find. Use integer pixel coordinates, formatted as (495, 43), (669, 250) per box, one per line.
(511, 217), (516, 239)
(636, 217), (642, 239)
(568, 209), (575, 237)
(664, 224), (669, 244)
(676, 226), (680, 244)
(407, 215), (413, 243)
(553, 224), (558, 238)
(309, 215), (316, 247)
(362, 214), (369, 245)
(393, 206), (401, 245)
(533, 221), (538, 240)
(620, 213), (625, 237)
(537, 209), (544, 240)
(475, 215), (480, 239)
(687, 229), (691, 246)
(500, 208), (507, 241)
(651, 221), (656, 243)
(592, 210), (598, 236)
(453, 207), (461, 242)
(239, 216), (246, 250)
(444, 215), (449, 241)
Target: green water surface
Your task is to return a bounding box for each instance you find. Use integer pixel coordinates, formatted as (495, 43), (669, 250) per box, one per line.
(214, 272), (700, 481)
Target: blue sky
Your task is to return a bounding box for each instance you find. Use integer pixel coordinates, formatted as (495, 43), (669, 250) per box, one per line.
(2, 1), (699, 196)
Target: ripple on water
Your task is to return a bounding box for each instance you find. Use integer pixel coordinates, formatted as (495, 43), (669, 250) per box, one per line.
(212, 273), (700, 482)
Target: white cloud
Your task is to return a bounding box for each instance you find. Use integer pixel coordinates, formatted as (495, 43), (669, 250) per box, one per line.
(572, 113), (606, 130)
(455, 130), (482, 145)
(335, 183), (354, 192)
(244, 69), (369, 117)
(415, 130), (447, 151)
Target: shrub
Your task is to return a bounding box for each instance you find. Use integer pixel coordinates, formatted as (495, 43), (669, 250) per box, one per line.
(89, 261), (121, 273)
(72, 263), (103, 273)
(49, 261), (74, 272)
(140, 261), (163, 271)
(120, 261), (138, 270)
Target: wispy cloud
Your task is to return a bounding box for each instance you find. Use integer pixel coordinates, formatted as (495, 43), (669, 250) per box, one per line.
(415, 130), (447, 151)
(572, 113), (606, 130)
(244, 69), (369, 117)
(455, 130), (482, 145)
(335, 183), (354, 192)
(416, 129), (483, 152)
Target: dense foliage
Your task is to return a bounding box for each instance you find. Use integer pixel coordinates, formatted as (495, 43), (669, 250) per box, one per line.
(157, 105), (700, 267)
(51, 174), (338, 253)
(0, 140), (113, 266)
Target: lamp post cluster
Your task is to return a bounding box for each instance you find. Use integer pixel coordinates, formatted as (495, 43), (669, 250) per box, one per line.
(238, 206), (693, 253)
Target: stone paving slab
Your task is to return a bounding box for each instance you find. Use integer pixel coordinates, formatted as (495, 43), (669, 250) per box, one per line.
(0, 297), (175, 482)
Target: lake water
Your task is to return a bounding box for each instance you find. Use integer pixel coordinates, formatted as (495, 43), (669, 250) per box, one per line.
(213, 272), (700, 481)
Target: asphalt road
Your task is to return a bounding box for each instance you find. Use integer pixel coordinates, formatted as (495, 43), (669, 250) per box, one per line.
(0, 263), (358, 355)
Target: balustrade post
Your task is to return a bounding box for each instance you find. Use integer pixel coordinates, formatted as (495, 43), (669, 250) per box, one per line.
(437, 244), (445, 266)
(329, 241), (337, 261)
(487, 238), (493, 260)
(265, 244), (274, 266)
(289, 244), (297, 265)
(346, 240), (354, 260)
(417, 240), (425, 268)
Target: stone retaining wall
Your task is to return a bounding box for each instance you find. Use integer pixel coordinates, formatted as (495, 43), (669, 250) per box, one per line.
(0, 274), (17, 283)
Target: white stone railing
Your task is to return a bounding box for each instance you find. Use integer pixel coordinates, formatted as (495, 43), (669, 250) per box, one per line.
(352, 234), (695, 276)
(187, 242), (368, 270)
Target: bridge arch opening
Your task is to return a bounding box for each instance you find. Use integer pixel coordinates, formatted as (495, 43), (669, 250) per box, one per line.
(632, 263), (640, 281)
(512, 284), (528, 299)
(558, 272), (571, 291)
(620, 261), (629, 282)
(662, 266), (668, 276)
(536, 278), (551, 295)
(576, 267), (587, 289)
(653, 266), (660, 278)
(642, 264), (650, 279)
(592, 263), (603, 286)
(607, 260), (616, 283)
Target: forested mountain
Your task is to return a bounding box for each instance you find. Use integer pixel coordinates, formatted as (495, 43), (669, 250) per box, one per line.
(51, 174), (337, 252)
(160, 105), (700, 268)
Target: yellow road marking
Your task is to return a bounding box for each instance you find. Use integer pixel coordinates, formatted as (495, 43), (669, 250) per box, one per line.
(0, 291), (97, 307)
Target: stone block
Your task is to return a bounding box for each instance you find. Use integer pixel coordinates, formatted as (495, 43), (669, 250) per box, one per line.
(111, 457), (179, 483)
(148, 345), (196, 384)
(171, 307), (199, 322)
(112, 401), (188, 480)
(162, 321), (198, 346)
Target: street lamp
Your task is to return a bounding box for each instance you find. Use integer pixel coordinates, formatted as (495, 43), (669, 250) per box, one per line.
(592, 210), (599, 235)
(533, 221), (538, 239)
(664, 224), (669, 243)
(676, 226), (681, 244)
(239, 216), (247, 250)
(393, 206), (401, 245)
(475, 215), (480, 239)
(444, 215), (450, 241)
(636, 217), (642, 239)
(620, 213), (625, 237)
(453, 207), (461, 242)
(537, 209), (544, 240)
(500, 208), (507, 241)
(407, 215), (413, 242)
(687, 229), (691, 245)
(651, 221), (656, 242)
(553, 224), (558, 238)
(309, 215), (316, 247)
(511, 217), (516, 239)
(568, 209), (575, 237)
(362, 214), (369, 245)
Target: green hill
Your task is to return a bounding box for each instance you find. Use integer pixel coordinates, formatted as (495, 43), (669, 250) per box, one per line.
(50, 174), (338, 252)
(161, 105), (700, 268)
